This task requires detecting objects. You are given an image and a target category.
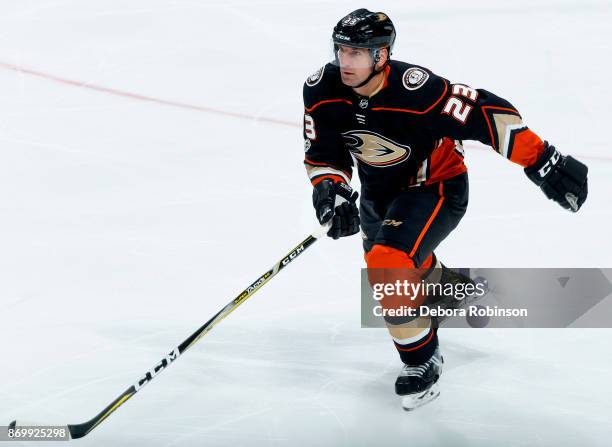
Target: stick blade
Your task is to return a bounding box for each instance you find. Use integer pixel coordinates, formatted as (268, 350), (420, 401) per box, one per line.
(67, 421), (93, 439)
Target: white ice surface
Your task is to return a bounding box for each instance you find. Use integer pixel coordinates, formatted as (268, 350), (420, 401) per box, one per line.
(1, 1), (611, 446)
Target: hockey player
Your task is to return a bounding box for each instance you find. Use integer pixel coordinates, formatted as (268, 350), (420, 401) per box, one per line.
(302, 9), (588, 410)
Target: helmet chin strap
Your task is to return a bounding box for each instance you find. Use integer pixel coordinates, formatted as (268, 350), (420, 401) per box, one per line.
(352, 48), (386, 90)
(353, 66), (383, 89)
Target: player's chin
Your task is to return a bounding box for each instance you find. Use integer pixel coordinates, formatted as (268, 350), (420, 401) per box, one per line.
(340, 72), (363, 87)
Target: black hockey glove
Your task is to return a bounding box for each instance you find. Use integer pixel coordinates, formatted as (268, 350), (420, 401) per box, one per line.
(524, 141), (588, 212)
(312, 179), (360, 239)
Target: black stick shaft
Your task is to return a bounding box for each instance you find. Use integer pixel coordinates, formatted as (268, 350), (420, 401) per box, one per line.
(66, 230), (322, 439)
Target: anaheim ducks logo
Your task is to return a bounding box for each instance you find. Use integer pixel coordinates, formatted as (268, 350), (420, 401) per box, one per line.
(342, 130), (411, 167)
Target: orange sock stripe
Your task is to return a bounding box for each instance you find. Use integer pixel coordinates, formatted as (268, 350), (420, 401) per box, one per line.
(394, 329), (435, 352)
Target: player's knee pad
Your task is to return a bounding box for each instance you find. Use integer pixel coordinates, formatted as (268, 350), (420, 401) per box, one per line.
(365, 244), (435, 269)
(366, 244), (419, 324)
(365, 244), (416, 269)
(365, 245), (438, 325)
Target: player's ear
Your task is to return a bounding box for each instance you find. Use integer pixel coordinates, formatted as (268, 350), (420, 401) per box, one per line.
(375, 48), (389, 70)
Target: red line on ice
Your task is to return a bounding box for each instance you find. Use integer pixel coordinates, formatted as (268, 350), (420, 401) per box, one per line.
(1, 61), (610, 162)
(0, 61), (295, 128)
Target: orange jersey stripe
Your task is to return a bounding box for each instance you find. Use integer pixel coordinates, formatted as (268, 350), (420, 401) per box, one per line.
(371, 79), (448, 115)
(305, 98), (352, 113)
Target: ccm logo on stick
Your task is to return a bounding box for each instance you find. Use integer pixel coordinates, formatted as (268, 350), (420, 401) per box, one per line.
(282, 245), (305, 265)
(135, 348), (180, 391)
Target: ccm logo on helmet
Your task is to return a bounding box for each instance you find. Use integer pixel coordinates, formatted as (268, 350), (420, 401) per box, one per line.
(342, 130), (411, 167)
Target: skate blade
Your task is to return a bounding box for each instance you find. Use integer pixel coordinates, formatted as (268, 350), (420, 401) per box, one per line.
(401, 383), (440, 411)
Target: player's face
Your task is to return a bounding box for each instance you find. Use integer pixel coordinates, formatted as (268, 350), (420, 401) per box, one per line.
(336, 45), (373, 87)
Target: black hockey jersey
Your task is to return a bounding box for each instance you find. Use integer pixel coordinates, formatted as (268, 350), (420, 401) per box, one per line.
(303, 61), (545, 192)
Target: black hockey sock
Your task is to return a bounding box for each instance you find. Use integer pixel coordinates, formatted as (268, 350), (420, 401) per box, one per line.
(393, 327), (439, 365)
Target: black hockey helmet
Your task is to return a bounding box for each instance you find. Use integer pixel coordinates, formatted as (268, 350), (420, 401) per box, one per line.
(332, 9), (396, 54)
(331, 9), (396, 88)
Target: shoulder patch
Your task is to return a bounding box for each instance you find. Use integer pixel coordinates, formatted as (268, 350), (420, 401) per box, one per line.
(402, 67), (429, 91)
(306, 66), (325, 87)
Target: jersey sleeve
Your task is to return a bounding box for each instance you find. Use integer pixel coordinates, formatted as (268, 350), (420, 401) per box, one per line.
(302, 75), (353, 186)
(425, 77), (545, 168)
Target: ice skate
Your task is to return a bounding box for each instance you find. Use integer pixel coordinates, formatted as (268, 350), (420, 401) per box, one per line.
(395, 347), (443, 411)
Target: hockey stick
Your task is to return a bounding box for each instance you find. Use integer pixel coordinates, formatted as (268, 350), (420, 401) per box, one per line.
(9, 225), (329, 439)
